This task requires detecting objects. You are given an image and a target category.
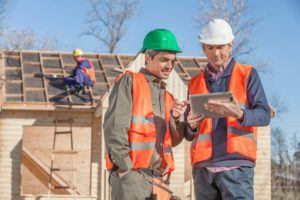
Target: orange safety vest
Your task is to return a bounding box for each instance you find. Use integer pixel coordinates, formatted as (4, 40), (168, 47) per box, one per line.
(81, 59), (96, 82)
(106, 71), (175, 174)
(189, 62), (257, 165)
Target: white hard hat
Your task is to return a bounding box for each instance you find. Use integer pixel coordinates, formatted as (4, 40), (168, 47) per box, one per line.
(199, 19), (234, 45)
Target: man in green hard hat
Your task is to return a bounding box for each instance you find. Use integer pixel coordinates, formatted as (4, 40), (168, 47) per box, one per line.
(104, 29), (187, 200)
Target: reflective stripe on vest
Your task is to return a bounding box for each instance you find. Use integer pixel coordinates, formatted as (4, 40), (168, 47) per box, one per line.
(189, 62), (257, 165)
(105, 71), (175, 174)
(81, 59), (96, 82)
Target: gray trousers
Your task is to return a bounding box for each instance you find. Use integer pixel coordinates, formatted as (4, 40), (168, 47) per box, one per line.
(109, 170), (152, 200)
(193, 166), (254, 200)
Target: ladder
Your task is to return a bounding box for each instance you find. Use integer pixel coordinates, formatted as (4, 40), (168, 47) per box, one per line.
(48, 117), (79, 199)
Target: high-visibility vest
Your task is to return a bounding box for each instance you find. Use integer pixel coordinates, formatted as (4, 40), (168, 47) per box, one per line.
(106, 71), (175, 174)
(189, 62), (257, 165)
(80, 59), (96, 82)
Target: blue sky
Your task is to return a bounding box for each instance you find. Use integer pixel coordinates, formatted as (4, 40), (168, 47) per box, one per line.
(5, 0), (300, 141)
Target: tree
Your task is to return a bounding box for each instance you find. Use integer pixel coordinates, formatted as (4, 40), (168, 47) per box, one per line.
(196, 0), (290, 112)
(269, 94), (288, 117)
(2, 28), (59, 50)
(0, 0), (9, 36)
(195, 0), (266, 70)
(83, 0), (139, 53)
(271, 128), (300, 199)
(272, 127), (288, 166)
(0, 0), (59, 51)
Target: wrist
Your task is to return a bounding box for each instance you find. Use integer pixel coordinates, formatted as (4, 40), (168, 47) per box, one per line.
(173, 116), (180, 122)
(238, 109), (244, 120)
(188, 124), (197, 132)
(171, 111), (180, 121)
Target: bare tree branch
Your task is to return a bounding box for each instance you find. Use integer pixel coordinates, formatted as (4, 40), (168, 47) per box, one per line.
(272, 127), (287, 167)
(269, 94), (288, 117)
(196, 0), (262, 61)
(0, 1), (59, 50)
(83, 0), (139, 53)
(272, 128), (300, 197)
(0, 0), (9, 37)
(2, 28), (60, 50)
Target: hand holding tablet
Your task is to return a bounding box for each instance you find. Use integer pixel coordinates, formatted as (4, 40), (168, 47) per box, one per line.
(189, 92), (233, 118)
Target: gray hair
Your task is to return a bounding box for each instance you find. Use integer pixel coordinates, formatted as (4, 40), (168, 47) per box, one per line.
(144, 50), (160, 65)
(145, 49), (160, 57)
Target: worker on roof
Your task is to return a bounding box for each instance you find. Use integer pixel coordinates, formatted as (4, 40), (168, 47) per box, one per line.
(103, 29), (186, 200)
(184, 18), (271, 200)
(64, 48), (96, 95)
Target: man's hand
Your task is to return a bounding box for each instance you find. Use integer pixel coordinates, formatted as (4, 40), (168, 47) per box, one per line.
(187, 112), (205, 131)
(171, 99), (188, 120)
(204, 95), (244, 119)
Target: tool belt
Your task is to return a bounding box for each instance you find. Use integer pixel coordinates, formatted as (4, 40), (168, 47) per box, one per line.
(137, 168), (173, 200)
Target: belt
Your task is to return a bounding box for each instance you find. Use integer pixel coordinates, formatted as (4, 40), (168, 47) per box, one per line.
(137, 168), (172, 185)
(111, 166), (164, 177)
(138, 168), (164, 177)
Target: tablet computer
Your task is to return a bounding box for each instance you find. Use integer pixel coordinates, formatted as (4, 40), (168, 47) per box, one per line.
(189, 92), (233, 118)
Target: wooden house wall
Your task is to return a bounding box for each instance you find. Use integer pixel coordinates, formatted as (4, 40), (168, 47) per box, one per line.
(254, 126), (271, 200)
(0, 110), (102, 200)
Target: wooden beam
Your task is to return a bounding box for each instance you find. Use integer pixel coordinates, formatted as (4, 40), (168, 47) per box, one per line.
(59, 52), (73, 103)
(97, 54), (111, 88)
(1, 102), (96, 111)
(193, 58), (206, 71)
(0, 50), (5, 111)
(22, 61), (41, 65)
(116, 55), (125, 71)
(176, 59), (192, 80)
(39, 52), (49, 103)
(22, 147), (75, 195)
(20, 51), (26, 102)
(22, 88), (45, 91)
(4, 55), (20, 59)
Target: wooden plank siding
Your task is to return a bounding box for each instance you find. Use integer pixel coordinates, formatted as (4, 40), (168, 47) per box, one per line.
(0, 110), (101, 200)
(254, 126), (271, 200)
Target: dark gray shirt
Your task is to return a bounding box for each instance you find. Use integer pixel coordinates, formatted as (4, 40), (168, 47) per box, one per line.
(104, 68), (173, 171)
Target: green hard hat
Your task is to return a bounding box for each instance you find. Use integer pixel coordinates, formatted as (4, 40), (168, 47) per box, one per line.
(140, 29), (181, 53)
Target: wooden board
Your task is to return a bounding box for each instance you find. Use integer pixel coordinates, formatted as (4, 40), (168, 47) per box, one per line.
(21, 125), (91, 196)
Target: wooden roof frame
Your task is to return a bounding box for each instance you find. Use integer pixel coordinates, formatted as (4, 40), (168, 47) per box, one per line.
(0, 49), (208, 112)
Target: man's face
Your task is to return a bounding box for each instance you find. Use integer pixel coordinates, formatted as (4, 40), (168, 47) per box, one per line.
(145, 51), (176, 80)
(73, 56), (81, 63)
(203, 43), (232, 71)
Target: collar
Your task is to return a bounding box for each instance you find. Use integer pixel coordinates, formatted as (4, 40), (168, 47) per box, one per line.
(76, 57), (86, 63)
(207, 57), (232, 73)
(139, 68), (167, 89)
(205, 57), (235, 80)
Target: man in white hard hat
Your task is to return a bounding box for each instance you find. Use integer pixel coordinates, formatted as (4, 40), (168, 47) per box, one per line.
(184, 19), (271, 200)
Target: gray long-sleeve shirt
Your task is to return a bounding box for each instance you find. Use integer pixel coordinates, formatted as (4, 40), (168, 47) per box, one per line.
(104, 68), (177, 171)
